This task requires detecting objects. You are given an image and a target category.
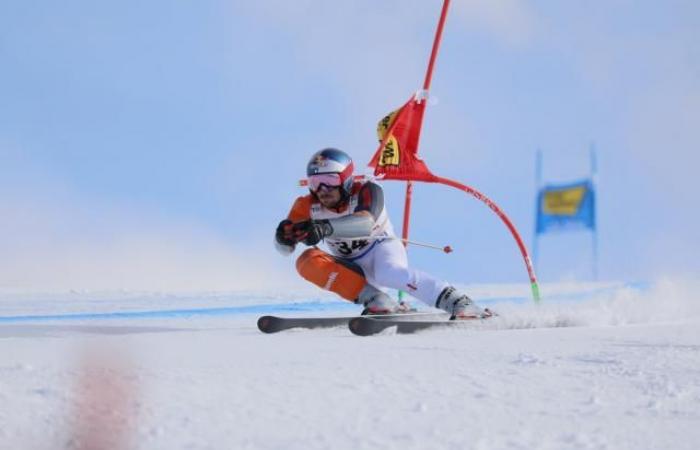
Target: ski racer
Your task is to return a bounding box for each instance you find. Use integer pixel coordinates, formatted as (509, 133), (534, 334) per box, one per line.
(274, 148), (491, 319)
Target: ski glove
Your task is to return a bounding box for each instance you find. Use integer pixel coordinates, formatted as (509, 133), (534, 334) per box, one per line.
(293, 220), (333, 246)
(275, 219), (297, 246)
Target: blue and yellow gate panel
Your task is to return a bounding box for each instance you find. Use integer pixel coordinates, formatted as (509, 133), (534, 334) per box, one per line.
(536, 180), (595, 234)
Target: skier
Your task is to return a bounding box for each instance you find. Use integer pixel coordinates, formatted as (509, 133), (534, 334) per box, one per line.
(274, 148), (491, 319)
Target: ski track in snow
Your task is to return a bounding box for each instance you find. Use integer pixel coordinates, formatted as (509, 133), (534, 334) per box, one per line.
(0, 280), (699, 450)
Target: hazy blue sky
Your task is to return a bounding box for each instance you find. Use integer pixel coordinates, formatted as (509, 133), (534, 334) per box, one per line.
(1, 1), (698, 291)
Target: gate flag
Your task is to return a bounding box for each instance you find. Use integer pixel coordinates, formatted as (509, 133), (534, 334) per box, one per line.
(536, 180), (596, 234)
(368, 95), (437, 182)
(363, 0), (542, 302)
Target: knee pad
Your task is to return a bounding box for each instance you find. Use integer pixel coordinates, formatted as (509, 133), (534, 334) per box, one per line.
(296, 248), (366, 301)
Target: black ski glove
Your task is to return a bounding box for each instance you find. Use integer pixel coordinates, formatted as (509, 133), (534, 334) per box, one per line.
(275, 219), (297, 246)
(293, 220), (333, 246)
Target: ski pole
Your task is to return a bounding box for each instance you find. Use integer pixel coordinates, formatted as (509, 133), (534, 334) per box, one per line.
(353, 235), (453, 254)
(401, 238), (452, 253)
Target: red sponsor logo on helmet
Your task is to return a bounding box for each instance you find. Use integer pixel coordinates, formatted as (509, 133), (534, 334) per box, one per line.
(313, 155), (328, 167)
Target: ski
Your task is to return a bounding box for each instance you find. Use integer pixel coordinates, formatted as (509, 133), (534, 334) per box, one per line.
(257, 312), (443, 334)
(348, 314), (493, 336)
(257, 316), (351, 333)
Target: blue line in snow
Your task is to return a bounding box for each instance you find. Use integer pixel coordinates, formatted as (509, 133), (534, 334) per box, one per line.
(0, 301), (357, 324)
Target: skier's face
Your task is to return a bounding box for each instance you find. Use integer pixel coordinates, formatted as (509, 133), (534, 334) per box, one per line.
(316, 185), (342, 208)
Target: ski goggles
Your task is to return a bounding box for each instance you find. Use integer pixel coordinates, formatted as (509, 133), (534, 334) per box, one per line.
(308, 173), (342, 192)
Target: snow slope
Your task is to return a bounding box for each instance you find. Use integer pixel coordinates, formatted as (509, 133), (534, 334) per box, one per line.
(0, 280), (699, 450)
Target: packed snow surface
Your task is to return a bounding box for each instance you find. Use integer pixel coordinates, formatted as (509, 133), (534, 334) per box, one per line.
(1, 280), (699, 450)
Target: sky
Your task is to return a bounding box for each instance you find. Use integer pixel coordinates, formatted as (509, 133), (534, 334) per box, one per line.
(1, 0), (698, 292)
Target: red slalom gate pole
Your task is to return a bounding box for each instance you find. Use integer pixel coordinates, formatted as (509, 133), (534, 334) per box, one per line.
(400, 0), (450, 242)
(401, 180), (414, 243)
(398, 0), (451, 303)
(398, 180), (413, 302)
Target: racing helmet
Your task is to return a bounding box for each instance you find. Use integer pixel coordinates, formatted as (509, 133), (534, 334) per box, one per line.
(306, 148), (355, 195)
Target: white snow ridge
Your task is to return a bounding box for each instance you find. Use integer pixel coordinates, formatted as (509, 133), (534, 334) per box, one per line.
(0, 280), (699, 450)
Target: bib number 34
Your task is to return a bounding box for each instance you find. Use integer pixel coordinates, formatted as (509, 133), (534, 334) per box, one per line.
(335, 239), (370, 256)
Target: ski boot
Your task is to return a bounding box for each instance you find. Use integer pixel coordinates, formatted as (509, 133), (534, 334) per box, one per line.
(435, 286), (492, 320)
(357, 284), (401, 315)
